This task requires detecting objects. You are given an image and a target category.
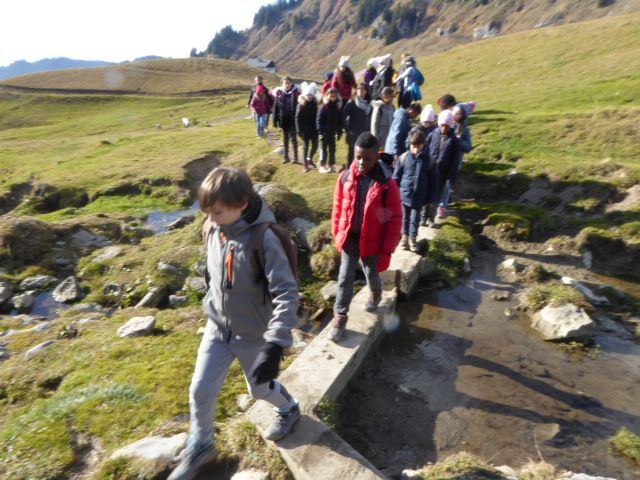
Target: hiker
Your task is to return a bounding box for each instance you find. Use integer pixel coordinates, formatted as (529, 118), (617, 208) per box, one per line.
(331, 56), (357, 108)
(322, 71), (334, 96)
(407, 104), (436, 151)
(250, 85), (272, 139)
(296, 82), (319, 173)
(395, 52), (410, 107)
(247, 76), (273, 131)
(371, 86), (395, 150)
(273, 77), (301, 164)
(169, 167), (300, 480)
(437, 93), (457, 111)
(395, 55), (425, 109)
(384, 102), (422, 160)
(369, 54), (393, 101)
(329, 132), (403, 342)
(317, 87), (343, 174)
(437, 103), (474, 215)
(342, 83), (372, 170)
(393, 130), (439, 252)
(425, 110), (461, 224)
(363, 58), (378, 99)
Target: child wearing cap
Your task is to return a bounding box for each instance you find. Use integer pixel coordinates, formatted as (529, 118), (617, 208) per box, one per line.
(343, 83), (372, 170)
(296, 82), (320, 173)
(331, 56), (357, 107)
(426, 110), (460, 224)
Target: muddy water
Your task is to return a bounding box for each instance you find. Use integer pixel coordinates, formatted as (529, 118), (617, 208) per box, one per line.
(9, 290), (68, 320)
(336, 250), (640, 479)
(145, 200), (200, 234)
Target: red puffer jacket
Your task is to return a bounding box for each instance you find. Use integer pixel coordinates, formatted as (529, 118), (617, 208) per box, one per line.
(332, 160), (403, 272)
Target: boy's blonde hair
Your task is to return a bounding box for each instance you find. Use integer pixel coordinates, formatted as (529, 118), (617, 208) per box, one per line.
(198, 166), (256, 212)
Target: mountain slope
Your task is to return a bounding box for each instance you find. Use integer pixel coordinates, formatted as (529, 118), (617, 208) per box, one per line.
(0, 58), (113, 81)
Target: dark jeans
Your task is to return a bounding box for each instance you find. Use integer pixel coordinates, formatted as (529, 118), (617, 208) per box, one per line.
(403, 204), (421, 238)
(301, 135), (318, 162)
(334, 234), (381, 315)
(320, 134), (336, 166)
(282, 126), (298, 162)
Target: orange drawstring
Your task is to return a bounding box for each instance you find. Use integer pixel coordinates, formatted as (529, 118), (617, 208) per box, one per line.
(226, 244), (235, 288)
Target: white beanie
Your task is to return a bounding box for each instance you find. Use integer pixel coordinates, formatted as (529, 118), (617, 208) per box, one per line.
(367, 57), (379, 69)
(420, 104), (436, 123)
(378, 54), (392, 67)
(301, 81), (317, 97)
(438, 110), (455, 127)
(338, 56), (351, 68)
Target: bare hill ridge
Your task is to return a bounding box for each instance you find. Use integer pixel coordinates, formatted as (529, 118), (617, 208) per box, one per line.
(214, 0), (640, 75)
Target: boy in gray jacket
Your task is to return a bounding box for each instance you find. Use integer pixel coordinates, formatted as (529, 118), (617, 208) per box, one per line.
(169, 167), (300, 480)
(371, 86), (395, 149)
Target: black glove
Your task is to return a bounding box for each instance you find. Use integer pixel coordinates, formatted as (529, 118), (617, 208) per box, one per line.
(250, 342), (283, 385)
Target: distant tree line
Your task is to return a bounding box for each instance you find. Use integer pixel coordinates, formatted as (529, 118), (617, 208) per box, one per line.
(191, 25), (243, 59)
(253, 0), (304, 28)
(352, 0), (391, 30)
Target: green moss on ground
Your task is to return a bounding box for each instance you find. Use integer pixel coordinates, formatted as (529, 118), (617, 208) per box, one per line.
(611, 427), (640, 465)
(428, 216), (473, 286)
(524, 284), (590, 312)
(416, 452), (504, 480)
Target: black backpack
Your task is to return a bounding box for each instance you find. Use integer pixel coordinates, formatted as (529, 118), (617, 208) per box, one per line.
(369, 69), (386, 101)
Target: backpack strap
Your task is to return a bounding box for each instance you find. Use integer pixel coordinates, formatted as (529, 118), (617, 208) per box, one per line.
(202, 217), (214, 245)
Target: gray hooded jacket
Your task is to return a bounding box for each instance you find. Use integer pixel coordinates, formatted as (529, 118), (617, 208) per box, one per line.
(203, 197), (298, 347)
(371, 100), (395, 149)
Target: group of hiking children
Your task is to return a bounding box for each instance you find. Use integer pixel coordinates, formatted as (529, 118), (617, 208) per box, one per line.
(169, 53), (474, 480)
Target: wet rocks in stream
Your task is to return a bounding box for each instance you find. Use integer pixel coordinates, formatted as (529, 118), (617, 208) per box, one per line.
(11, 292), (35, 313)
(19, 275), (57, 291)
(532, 303), (596, 341)
(52, 276), (83, 303)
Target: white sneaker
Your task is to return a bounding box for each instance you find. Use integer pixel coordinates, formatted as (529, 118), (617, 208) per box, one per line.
(319, 166), (329, 174)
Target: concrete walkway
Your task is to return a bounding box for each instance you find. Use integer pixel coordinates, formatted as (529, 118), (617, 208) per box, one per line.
(248, 225), (438, 480)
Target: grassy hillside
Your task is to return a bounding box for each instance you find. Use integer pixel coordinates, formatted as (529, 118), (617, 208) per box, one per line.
(0, 58), (280, 94)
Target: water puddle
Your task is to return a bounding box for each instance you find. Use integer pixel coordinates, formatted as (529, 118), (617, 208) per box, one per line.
(336, 249), (640, 479)
(9, 290), (69, 320)
(145, 201), (200, 234)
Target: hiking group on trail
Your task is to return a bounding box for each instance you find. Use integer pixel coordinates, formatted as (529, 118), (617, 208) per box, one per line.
(170, 53), (474, 480)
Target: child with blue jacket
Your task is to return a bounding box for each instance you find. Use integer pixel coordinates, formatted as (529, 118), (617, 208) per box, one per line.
(393, 130), (439, 251)
(169, 167), (300, 480)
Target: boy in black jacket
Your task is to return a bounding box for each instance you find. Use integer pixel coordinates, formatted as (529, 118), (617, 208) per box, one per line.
(274, 77), (300, 164)
(317, 87), (343, 173)
(342, 83), (372, 170)
(295, 82), (319, 173)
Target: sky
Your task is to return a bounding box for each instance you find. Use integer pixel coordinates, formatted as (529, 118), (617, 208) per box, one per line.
(0, 0), (272, 67)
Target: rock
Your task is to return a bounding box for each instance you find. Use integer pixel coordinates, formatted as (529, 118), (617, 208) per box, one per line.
(167, 215), (195, 230)
(192, 260), (207, 276)
(504, 307), (516, 318)
(58, 323), (79, 339)
(157, 261), (179, 275)
(52, 276), (83, 303)
(135, 286), (167, 308)
(0, 281), (13, 305)
(71, 229), (111, 249)
(184, 276), (207, 293)
(500, 258), (523, 272)
(582, 250), (593, 269)
(103, 283), (124, 297)
(474, 21), (501, 39)
(532, 303), (596, 341)
(231, 471), (269, 480)
(253, 182), (311, 222)
(68, 302), (104, 313)
(53, 256), (74, 267)
(19, 275), (57, 291)
(561, 276), (610, 306)
(77, 316), (101, 325)
(559, 475), (616, 480)
(0, 216), (56, 266)
(14, 314), (45, 326)
(492, 291), (511, 301)
(122, 224), (153, 238)
(169, 295), (188, 308)
(25, 340), (55, 359)
(118, 316), (156, 338)
(286, 217), (316, 251)
(93, 246), (123, 263)
(111, 432), (188, 461)
(0, 342), (9, 361)
(12, 292), (35, 313)
(495, 465), (518, 479)
(236, 393), (253, 412)
(320, 281), (338, 301)
(463, 257), (471, 273)
(32, 322), (52, 333)
(291, 329), (310, 349)
(606, 184), (640, 213)
(401, 470), (423, 480)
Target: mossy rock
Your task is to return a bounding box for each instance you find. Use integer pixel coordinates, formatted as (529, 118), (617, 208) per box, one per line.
(248, 160), (277, 183)
(254, 183), (312, 222)
(0, 216), (56, 268)
(310, 246), (340, 280)
(307, 219), (333, 253)
(485, 212), (530, 241)
(523, 284), (590, 312)
(578, 225), (640, 280)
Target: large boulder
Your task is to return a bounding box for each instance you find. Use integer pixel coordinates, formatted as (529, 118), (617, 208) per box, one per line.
(118, 316), (156, 337)
(19, 275), (57, 291)
(12, 292), (35, 313)
(92, 246), (123, 263)
(0, 216), (56, 267)
(286, 217), (317, 251)
(532, 303), (596, 341)
(52, 276), (83, 303)
(111, 433), (188, 461)
(578, 226), (640, 280)
(231, 471), (269, 480)
(0, 281), (13, 305)
(184, 276), (207, 293)
(253, 183), (312, 222)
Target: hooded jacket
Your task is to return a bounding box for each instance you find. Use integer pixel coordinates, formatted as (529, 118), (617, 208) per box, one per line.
(330, 69), (357, 103)
(317, 98), (343, 137)
(332, 160), (403, 272)
(392, 148), (439, 208)
(429, 128), (462, 187)
(250, 93), (272, 116)
(343, 97), (372, 145)
(385, 108), (413, 157)
(295, 96), (318, 138)
(273, 86), (300, 129)
(203, 196), (298, 347)
(371, 100), (394, 148)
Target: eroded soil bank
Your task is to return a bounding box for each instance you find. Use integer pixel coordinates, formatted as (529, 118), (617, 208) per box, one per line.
(335, 247), (640, 479)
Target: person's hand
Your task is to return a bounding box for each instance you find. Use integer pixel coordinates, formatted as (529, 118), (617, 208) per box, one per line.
(250, 343), (283, 385)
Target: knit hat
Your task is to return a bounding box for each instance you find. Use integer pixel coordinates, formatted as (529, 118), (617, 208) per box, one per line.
(457, 101), (476, 116)
(301, 81), (317, 96)
(404, 55), (416, 67)
(378, 54), (392, 67)
(324, 71), (334, 82)
(338, 56), (351, 68)
(367, 57), (379, 69)
(438, 110), (455, 127)
(420, 104), (436, 123)
(256, 85), (265, 95)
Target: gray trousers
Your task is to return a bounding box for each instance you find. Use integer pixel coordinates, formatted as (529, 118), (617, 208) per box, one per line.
(189, 320), (289, 445)
(334, 233), (382, 315)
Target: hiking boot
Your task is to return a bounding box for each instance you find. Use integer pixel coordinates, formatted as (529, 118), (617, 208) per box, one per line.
(327, 313), (348, 342)
(365, 292), (382, 313)
(437, 206), (446, 219)
(409, 237), (418, 252)
(281, 157), (291, 164)
(168, 440), (217, 480)
(265, 403), (301, 441)
(401, 235), (410, 250)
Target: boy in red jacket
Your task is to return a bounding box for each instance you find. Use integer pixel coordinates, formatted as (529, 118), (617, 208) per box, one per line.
(329, 132), (403, 342)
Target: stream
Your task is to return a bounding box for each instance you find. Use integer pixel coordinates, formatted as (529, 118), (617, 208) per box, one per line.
(336, 248), (640, 479)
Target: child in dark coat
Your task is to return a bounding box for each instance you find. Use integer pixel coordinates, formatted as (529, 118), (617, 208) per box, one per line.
(426, 110), (460, 224)
(317, 88), (343, 173)
(342, 83), (372, 170)
(295, 82), (319, 173)
(273, 76), (300, 164)
(393, 130), (438, 251)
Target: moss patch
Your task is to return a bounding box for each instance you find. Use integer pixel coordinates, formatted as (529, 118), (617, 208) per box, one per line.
(428, 216), (473, 286)
(416, 452), (503, 480)
(611, 427), (640, 465)
(524, 284), (590, 312)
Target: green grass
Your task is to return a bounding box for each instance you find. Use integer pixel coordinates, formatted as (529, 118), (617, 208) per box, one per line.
(611, 427), (640, 465)
(428, 216), (473, 286)
(415, 452), (504, 480)
(524, 284), (591, 312)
